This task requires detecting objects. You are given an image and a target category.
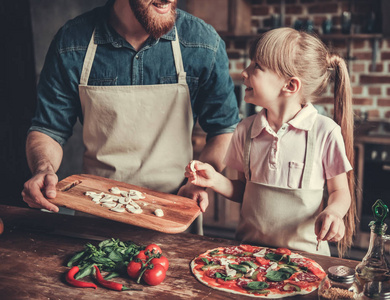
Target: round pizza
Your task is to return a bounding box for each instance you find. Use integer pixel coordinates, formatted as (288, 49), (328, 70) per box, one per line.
(191, 245), (326, 298)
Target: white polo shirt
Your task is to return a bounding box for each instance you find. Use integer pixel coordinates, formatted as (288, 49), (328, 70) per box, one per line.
(224, 103), (352, 189)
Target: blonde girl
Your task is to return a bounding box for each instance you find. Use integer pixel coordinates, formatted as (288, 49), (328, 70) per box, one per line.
(186, 27), (356, 257)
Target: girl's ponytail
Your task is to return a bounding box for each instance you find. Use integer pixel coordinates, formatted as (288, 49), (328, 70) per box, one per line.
(328, 53), (357, 257)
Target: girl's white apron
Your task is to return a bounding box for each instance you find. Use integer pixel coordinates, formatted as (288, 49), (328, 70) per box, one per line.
(78, 29), (193, 194)
(236, 119), (330, 256)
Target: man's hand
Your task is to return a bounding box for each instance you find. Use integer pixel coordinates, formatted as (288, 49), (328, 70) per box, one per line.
(177, 181), (209, 213)
(21, 171), (59, 212)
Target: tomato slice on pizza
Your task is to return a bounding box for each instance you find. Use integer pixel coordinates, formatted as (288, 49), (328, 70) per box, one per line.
(190, 245), (326, 298)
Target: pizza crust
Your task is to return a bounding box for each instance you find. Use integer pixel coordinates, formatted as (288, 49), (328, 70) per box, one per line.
(190, 246), (325, 298)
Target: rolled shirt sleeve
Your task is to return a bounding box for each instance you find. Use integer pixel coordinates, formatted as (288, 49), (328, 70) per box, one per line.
(30, 34), (81, 146)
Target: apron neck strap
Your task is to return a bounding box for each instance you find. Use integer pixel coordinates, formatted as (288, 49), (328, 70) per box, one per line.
(80, 29), (98, 86)
(301, 119), (317, 188)
(243, 121), (254, 180)
(171, 27), (186, 84)
(80, 27), (187, 86)
(243, 116), (317, 188)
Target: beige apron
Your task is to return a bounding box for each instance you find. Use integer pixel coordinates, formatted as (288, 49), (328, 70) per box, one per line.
(236, 119), (330, 256)
(78, 29), (193, 194)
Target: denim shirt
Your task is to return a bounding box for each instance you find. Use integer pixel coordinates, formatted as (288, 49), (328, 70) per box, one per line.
(30, 0), (240, 146)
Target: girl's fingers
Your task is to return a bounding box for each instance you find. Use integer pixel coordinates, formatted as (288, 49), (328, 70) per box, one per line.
(316, 217), (331, 241)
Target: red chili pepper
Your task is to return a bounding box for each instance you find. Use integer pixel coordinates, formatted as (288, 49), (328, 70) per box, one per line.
(66, 266), (97, 289)
(94, 265), (130, 291)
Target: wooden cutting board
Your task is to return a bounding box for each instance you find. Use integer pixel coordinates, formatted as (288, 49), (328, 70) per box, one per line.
(51, 174), (201, 234)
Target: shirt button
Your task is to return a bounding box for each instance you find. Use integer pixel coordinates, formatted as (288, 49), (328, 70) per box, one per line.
(135, 55), (139, 59)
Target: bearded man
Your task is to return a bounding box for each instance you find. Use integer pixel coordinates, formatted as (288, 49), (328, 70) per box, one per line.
(22, 0), (240, 223)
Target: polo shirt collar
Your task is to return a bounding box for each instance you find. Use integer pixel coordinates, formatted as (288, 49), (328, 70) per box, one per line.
(93, 0), (177, 46)
(251, 103), (318, 138)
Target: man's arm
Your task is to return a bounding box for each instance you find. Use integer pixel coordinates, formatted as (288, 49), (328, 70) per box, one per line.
(198, 133), (233, 172)
(21, 131), (64, 212)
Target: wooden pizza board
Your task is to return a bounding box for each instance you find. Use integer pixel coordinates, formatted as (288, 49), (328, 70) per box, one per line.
(50, 174), (201, 234)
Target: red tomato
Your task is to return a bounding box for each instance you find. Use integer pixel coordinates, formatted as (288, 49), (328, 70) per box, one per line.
(256, 272), (266, 282)
(288, 279), (310, 288)
(143, 264), (166, 286)
(135, 250), (148, 261)
(307, 265), (324, 277)
(216, 278), (235, 287)
(127, 261), (143, 279)
(256, 257), (270, 265)
(275, 248), (292, 256)
(239, 244), (255, 252)
(145, 244), (162, 255)
(151, 256), (169, 271)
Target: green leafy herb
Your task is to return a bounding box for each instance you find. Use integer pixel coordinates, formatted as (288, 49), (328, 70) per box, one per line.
(246, 281), (269, 290)
(265, 252), (284, 262)
(241, 261), (258, 269)
(201, 257), (210, 265)
(229, 263), (248, 273)
(265, 267), (297, 282)
(65, 238), (143, 279)
(215, 272), (234, 281)
(209, 250), (219, 255)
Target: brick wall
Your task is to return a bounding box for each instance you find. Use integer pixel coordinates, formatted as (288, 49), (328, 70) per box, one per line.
(226, 0), (390, 120)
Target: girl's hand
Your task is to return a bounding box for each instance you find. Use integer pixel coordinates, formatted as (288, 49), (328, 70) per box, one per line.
(185, 160), (216, 188)
(314, 208), (345, 243)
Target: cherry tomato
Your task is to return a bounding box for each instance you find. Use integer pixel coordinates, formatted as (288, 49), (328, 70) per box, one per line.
(275, 248), (292, 256)
(143, 264), (166, 286)
(144, 244), (162, 255)
(255, 257), (270, 265)
(151, 255), (169, 271)
(135, 250), (148, 261)
(127, 260), (143, 279)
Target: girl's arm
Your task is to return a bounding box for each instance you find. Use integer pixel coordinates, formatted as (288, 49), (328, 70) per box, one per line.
(185, 161), (246, 203)
(315, 172), (351, 242)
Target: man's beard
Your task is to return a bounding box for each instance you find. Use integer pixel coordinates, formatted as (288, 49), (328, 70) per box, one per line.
(129, 0), (177, 39)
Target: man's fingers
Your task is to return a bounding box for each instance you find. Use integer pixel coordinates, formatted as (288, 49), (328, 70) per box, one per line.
(197, 191), (209, 213)
(43, 173), (58, 198)
(22, 174), (59, 212)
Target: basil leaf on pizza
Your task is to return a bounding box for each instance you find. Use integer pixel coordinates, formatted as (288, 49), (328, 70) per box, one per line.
(229, 263), (248, 273)
(265, 268), (296, 282)
(190, 245), (326, 298)
(246, 281), (269, 290)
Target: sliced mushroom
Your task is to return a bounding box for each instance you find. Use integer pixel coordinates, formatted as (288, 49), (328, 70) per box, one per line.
(154, 209), (164, 217)
(109, 187), (122, 194)
(126, 205), (143, 214)
(110, 204), (126, 213)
